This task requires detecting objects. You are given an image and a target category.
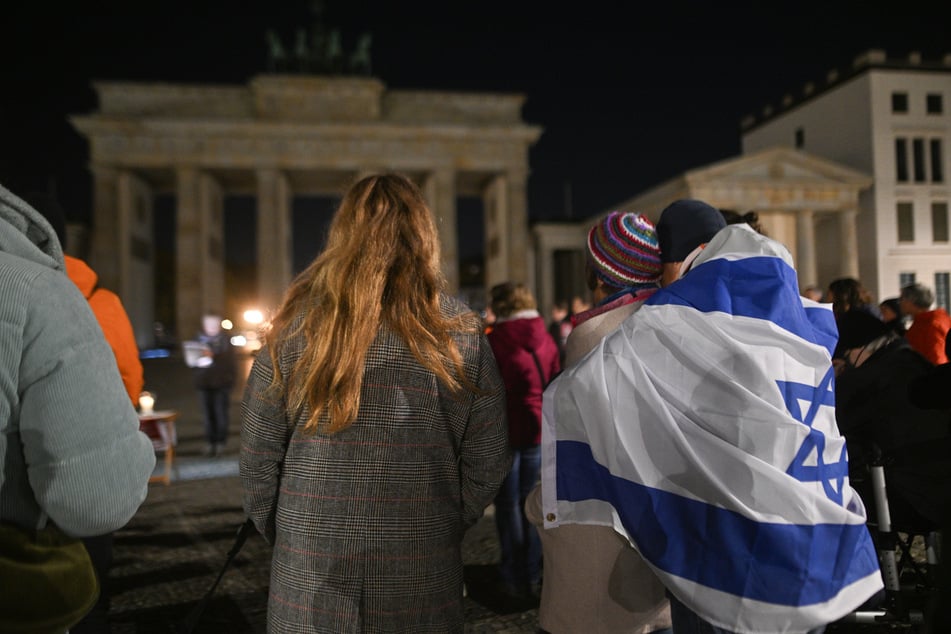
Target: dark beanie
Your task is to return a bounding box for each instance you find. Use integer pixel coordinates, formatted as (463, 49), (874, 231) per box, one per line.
(22, 191), (67, 250)
(656, 199), (726, 263)
(836, 309), (889, 351)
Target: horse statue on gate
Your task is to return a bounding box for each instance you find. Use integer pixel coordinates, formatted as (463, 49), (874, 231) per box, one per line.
(349, 32), (372, 76)
(265, 29), (288, 73)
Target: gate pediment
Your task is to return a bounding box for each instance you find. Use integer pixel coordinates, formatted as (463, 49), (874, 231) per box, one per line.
(685, 146), (872, 188)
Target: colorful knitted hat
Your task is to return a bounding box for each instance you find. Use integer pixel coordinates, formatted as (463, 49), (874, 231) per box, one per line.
(587, 212), (662, 288)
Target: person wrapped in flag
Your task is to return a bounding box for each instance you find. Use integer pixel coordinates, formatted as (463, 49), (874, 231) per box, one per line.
(540, 218), (883, 634)
(526, 211), (671, 634)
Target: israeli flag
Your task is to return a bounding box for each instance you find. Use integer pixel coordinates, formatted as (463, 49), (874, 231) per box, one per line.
(540, 224), (883, 634)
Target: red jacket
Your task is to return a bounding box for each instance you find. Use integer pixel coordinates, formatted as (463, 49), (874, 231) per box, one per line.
(488, 312), (561, 448)
(65, 255), (144, 405)
(905, 308), (951, 365)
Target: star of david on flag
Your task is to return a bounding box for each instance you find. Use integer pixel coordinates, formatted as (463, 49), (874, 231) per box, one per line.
(778, 368), (849, 505)
(540, 224), (883, 633)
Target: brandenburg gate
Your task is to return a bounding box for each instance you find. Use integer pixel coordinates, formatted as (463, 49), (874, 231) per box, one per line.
(70, 76), (542, 347)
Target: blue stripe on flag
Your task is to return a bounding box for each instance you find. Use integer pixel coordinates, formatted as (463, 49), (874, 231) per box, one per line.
(645, 256), (838, 356)
(556, 440), (880, 606)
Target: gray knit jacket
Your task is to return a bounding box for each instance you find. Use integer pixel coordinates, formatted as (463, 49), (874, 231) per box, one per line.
(0, 183), (155, 537)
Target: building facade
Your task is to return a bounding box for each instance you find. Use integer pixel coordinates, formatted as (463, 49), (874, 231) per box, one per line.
(70, 76), (542, 347)
(533, 147), (872, 316)
(534, 49), (950, 316)
(742, 49), (951, 307)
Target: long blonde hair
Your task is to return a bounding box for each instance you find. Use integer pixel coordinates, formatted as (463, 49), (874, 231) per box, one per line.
(267, 173), (478, 434)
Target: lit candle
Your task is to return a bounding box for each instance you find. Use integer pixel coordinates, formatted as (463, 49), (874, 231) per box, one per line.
(139, 392), (155, 414)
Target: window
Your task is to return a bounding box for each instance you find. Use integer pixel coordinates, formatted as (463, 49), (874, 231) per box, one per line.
(895, 138), (909, 182)
(927, 93), (943, 114)
(913, 138), (926, 182)
(795, 128), (804, 149)
(892, 92), (909, 113)
(933, 202), (949, 242)
(931, 139), (944, 183)
(897, 202), (915, 242)
(900, 272), (916, 289)
(936, 272), (950, 311)
(900, 137), (946, 183)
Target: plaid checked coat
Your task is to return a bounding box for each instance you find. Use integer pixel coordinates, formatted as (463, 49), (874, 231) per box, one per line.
(240, 296), (511, 633)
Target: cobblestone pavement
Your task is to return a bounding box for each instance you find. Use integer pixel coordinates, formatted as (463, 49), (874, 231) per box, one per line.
(102, 353), (539, 633)
(107, 473), (540, 633)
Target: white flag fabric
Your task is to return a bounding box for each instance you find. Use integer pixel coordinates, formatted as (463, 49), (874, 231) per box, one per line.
(540, 224), (883, 634)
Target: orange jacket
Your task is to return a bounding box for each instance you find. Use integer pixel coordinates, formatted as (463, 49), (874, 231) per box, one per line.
(65, 255), (144, 405)
(905, 308), (951, 365)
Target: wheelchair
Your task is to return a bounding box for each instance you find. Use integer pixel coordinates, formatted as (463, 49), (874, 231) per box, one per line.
(835, 448), (944, 632)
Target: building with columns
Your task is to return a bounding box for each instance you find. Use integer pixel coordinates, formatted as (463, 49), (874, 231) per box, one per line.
(533, 146), (873, 315)
(69, 76), (542, 347)
(534, 49), (950, 316)
(742, 49), (951, 308)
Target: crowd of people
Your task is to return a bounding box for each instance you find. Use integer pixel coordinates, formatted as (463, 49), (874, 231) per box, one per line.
(3, 172), (950, 633)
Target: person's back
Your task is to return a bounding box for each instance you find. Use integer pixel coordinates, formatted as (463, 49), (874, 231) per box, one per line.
(879, 297), (907, 337)
(23, 191), (144, 405)
(486, 281), (559, 599)
(526, 211), (669, 634)
(901, 282), (951, 365)
(246, 296), (504, 631)
(487, 283), (560, 448)
(240, 173), (510, 632)
(66, 256), (144, 402)
(907, 306), (951, 364)
(192, 314), (236, 456)
(23, 190), (146, 632)
(828, 277), (880, 321)
(540, 221), (883, 633)
(834, 310), (951, 529)
(0, 184), (155, 630)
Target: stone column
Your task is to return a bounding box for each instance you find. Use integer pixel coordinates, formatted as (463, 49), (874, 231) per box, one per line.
(795, 209), (818, 288)
(483, 175), (509, 290)
(505, 169), (531, 287)
(423, 169), (458, 292)
(89, 166), (121, 292)
(533, 228), (555, 323)
(199, 173), (226, 317)
(839, 208), (860, 278)
(117, 172), (155, 349)
(175, 167), (202, 339)
(256, 169), (293, 315)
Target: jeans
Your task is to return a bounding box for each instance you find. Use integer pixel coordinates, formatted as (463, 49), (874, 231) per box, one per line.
(198, 388), (230, 445)
(668, 592), (825, 634)
(494, 445), (542, 588)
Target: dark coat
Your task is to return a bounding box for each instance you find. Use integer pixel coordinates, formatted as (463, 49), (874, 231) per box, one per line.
(835, 337), (951, 527)
(909, 361), (951, 409)
(487, 313), (561, 448)
(192, 331), (236, 390)
(240, 295), (511, 633)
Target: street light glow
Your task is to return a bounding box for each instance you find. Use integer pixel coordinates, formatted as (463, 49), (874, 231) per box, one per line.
(244, 309), (264, 325)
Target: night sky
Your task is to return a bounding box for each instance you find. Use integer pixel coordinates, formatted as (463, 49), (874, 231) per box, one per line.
(3, 1), (949, 247)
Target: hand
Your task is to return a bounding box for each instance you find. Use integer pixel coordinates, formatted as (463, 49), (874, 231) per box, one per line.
(832, 358), (847, 377)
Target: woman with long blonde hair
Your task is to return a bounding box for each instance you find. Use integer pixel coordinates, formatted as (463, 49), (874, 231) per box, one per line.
(240, 173), (511, 633)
